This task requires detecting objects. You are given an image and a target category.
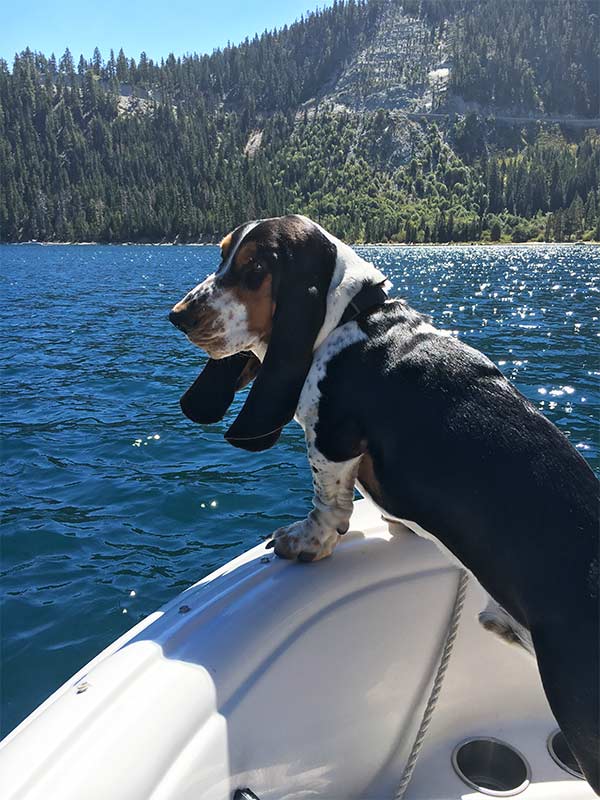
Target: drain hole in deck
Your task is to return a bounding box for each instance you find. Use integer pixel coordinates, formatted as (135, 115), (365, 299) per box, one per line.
(547, 729), (584, 779)
(452, 738), (530, 796)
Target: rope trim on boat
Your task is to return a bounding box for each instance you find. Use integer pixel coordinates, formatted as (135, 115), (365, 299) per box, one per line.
(393, 569), (470, 800)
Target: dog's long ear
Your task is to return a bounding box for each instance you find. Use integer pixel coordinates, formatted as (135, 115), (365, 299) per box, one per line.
(225, 225), (336, 451)
(180, 353), (260, 424)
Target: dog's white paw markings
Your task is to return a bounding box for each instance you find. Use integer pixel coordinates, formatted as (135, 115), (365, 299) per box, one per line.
(266, 517), (339, 562)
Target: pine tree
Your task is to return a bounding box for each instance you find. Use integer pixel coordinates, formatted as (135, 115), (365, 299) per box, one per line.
(92, 47), (103, 75)
(59, 48), (74, 76)
(116, 48), (128, 83)
(584, 193), (597, 230)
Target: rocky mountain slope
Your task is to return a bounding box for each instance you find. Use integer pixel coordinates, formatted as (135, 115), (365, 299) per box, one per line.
(313, 3), (449, 112)
(311, 0), (598, 118)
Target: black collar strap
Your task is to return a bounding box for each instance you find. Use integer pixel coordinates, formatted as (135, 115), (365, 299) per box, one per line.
(337, 281), (388, 327)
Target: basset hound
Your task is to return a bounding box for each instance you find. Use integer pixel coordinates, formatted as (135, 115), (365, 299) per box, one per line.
(169, 214), (599, 792)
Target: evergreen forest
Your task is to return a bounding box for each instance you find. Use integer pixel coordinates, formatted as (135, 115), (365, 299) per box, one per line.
(1, 0), (599, 243)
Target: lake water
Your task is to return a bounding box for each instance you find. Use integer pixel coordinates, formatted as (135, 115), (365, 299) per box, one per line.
(1, 243), (599, 737)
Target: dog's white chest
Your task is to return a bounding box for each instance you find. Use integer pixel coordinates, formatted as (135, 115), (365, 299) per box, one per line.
(296, 321), (367, 430)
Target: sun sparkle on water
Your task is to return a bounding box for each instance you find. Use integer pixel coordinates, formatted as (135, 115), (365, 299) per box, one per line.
(1, 242), (598, 737)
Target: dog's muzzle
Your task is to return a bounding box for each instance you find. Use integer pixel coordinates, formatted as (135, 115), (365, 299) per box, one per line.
(168, 307), (190, 333)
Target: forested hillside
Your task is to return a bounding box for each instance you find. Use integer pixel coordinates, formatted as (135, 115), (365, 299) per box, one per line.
(446, 0), (599, 115)
(1, 0), (599, 243)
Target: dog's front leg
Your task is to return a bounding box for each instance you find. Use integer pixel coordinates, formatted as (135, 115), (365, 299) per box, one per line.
(269, 324), (366, 562)
(269, 444), (361, 562)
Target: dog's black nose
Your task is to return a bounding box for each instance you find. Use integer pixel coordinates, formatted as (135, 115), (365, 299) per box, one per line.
(169, 308), (188, 332)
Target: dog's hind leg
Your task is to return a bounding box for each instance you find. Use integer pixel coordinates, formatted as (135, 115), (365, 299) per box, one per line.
(532, 621), (600, 794)
(479, 596), (534, 656)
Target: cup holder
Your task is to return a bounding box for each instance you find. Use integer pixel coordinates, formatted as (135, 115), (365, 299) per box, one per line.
(547, 729), (583, 779)
(452, 738), (530, 796)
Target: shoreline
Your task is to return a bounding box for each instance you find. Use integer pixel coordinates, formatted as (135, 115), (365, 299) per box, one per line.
(5, 240), (599, 248)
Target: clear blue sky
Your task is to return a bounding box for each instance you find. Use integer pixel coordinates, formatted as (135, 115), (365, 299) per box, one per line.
(1, 0), (331, 64)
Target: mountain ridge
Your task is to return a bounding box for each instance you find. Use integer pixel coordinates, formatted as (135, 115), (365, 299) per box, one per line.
(1, 0), (599, 244)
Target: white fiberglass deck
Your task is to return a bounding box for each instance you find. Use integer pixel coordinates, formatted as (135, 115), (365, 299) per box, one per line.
(0, 500), (592, 799)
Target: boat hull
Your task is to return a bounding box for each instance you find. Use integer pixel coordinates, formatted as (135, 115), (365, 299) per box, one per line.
(0, 500), (592, 799)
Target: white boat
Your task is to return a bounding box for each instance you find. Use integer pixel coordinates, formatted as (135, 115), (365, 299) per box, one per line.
(0, 499), (593, 799)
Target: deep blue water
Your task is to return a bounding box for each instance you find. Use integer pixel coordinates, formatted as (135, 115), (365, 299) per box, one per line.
(1, 243), (598, 737)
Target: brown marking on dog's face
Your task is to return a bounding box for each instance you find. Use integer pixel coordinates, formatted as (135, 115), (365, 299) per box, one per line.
(227, 239), (275, 342)
(231, 274), (274, 342)
(231, 259), (275, 342)
(220, 232), (233, 261)
(210, 233), (275, 342)
(233, 240), (258, 268)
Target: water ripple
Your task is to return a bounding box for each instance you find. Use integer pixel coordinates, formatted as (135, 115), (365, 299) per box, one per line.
(1, 242), (598, 735)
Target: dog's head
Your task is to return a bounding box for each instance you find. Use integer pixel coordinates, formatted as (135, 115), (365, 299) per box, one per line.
(169, 214), (385, 451)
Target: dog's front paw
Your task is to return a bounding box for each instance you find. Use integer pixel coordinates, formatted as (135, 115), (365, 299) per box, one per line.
(267, 516), (339, 562)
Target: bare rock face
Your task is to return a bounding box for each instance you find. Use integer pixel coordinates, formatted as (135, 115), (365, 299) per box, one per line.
(317, 5), (451, 113)
(244, 130), (263, 158)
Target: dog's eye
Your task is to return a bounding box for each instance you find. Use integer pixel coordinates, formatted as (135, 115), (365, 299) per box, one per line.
(242, 262), (266, 291)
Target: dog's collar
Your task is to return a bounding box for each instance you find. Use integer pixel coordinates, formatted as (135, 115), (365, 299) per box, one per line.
(337, 281), (388, 327)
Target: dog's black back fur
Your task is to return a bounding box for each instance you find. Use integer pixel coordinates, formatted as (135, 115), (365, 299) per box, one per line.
(315, 300), (600, 790)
